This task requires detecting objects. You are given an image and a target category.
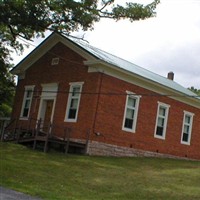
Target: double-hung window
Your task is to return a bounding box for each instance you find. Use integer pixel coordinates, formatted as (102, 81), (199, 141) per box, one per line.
(154, 102), (170, 139)
(20, 85), (34, 119)
(122, 91), (140, 133)
(181, 111), (194, 145)
(65, 82), (83, 122)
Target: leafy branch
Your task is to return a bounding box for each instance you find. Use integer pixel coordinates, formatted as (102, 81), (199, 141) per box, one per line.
(0, 0), (159, 63)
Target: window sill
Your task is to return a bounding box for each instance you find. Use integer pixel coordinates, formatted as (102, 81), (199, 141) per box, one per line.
(19, 117), (29, 121)
(64, 119), (77, 123)
(181, 141), (190, 146)
(154, 135), (166, 140)
(122, 127), (135, 133)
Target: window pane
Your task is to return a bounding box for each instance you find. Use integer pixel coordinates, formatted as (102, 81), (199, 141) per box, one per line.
(125, 118), (133, 129)
(182, 132), (189, 142)
(66, 83), (83, 121)
(23, 100), (31, 117)
(126, 108), (134, 119)
(154, 104), (170, 139)
(157, 117), (164, 127)
(185, 115), (191, 124)
(26, 90), (32, 98)
(24, 100), (30, 108)
(70, 99), (78, 109)
(156, 126), (163, 136)
(181, 112), (194, 144)
(72, 86), (80, 97)
(183, 125), (189, 134)
(21, 87), (34, 118)
(159, 107), (166, 116)
(23, 108), (29, 117)
(68, 109), (77, 119)
(128, 97), (136, 107)
(122, 93), (140, 131)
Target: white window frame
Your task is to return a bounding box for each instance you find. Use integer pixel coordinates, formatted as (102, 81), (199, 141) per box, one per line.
(20, 85), (35, 119)
(154, 102), (170, 140)
(181, 111), (194, 145)
(122, 91), (141, 133)
(64, 82), (84, 122)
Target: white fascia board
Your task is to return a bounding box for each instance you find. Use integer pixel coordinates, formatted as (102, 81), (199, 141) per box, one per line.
(12, 33), (96, 76)
(85, 60), (200, 109)
(11, 34), (59, 75)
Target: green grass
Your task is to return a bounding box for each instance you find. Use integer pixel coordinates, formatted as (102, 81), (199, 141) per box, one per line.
(0, 142), (200, 200)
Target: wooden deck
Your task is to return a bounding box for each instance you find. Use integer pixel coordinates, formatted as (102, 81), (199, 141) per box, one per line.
(1, 118), (90, 155)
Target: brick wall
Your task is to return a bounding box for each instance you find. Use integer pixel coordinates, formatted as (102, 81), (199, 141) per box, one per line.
(12, 42), (200, 160)
(12, 42), (100, 138)
(91, 73), (200, 160)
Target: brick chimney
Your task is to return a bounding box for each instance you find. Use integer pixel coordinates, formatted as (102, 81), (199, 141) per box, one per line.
(167, 71), (174, 80)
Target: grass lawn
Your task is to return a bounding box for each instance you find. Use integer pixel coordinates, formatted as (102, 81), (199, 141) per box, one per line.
(0, 142), (200, 200)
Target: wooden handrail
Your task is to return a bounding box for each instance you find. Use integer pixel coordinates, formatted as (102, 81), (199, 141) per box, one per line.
(33, 118), (42, 150)
(2, 116), (90, 155)
(4, 118), (16, 131)
(1, 118), (17, 141)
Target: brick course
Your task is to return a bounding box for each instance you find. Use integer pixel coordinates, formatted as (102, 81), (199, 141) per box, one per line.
(12, 42), (200, 160)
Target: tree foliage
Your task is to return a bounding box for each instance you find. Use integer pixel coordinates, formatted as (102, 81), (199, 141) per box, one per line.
(0, 60), (15, 117)
(0, 0), (159, 117)
(189, 87), (200, 96)
(0, 0), (160, 62)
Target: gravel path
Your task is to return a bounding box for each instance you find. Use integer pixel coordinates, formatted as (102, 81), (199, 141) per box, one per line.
(0, 186), (42, 200)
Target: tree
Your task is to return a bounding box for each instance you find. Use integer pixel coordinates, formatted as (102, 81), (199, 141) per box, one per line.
(0, 60), (15, 117)
(0, 0), (160, 62)
(0, 0), (159, 117)
(189, 87), (200, 96)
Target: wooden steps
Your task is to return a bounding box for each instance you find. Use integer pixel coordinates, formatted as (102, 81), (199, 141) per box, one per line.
(2, 118), (90, 155)
(15, 131), (89, 154)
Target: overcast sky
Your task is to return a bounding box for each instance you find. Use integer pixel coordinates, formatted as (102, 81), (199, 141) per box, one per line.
(13, 0), (200, 88)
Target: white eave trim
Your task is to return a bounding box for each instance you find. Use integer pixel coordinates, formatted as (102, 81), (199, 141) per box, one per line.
(11, 33), (96, 75)
(84, 60), (200, 109)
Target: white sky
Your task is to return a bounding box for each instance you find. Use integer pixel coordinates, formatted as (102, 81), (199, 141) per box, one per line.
(13, 0), (200, 88)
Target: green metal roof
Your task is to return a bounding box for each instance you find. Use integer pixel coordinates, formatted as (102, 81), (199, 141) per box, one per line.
(11, 32), (199, 102)
(69, 36), (199, 100)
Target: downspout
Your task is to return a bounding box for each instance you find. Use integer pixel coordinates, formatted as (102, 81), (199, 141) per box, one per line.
(85, 69), (104, 155)
(92, 71), (104, 137)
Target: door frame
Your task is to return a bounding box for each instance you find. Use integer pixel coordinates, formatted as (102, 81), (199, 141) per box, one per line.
(37, 97), (56, 129)
(37, 83), (58, 130)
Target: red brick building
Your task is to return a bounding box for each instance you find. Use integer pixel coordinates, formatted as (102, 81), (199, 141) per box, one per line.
(11, 32), (200, 159)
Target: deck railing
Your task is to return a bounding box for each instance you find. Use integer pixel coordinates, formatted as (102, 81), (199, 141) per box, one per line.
(1, 117), (39, 142)
(1, 117), (90, 154)
(0, 117), (11, 141)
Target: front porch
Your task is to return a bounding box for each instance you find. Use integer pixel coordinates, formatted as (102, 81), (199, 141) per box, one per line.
(1, 117), (90, 155)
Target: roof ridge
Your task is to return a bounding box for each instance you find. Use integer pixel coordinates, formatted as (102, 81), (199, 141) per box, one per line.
(66, 34), (198, 99)
(68, 37), (177, 83)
